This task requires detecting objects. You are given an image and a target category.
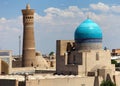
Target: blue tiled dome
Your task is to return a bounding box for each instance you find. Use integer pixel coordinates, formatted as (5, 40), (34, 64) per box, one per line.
(75, 19), (102, 43)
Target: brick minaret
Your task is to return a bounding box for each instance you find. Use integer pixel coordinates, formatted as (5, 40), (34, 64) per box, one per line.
(22, 4), (36, 67)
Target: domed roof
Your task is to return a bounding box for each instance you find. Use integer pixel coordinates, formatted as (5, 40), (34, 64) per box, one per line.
(75, 18), (102, 43)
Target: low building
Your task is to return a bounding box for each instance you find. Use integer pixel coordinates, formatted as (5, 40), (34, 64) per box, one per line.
(0, 50), (12, 74)
(112, 49), (120, 56)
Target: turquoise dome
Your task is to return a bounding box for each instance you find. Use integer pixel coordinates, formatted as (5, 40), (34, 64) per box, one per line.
(75, 19), (102, 43)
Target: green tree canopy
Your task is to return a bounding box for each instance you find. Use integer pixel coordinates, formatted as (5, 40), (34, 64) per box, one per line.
(49, 52), (55, 56)
(111, 60), (117, 64)
(100, 80), (116, 86)
(111, 60), (120, 67)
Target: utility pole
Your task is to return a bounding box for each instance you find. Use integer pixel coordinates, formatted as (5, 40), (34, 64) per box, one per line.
(19, 35), (21, 58)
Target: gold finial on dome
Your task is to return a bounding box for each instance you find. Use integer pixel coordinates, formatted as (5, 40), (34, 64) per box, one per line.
(26, 4), (30, 9)
(87, 12), (90, 19)
(87, 15), (90, 19)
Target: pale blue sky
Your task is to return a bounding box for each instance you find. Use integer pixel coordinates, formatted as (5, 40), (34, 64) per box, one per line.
(0, 0), (120, 55)
(0, 0), (118, 18)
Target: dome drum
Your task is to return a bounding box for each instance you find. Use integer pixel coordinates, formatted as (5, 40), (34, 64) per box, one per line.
(75, 38), (102, 43)
(75, 42), (102, 50)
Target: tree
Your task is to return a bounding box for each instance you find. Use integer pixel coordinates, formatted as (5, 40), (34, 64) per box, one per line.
(49, 52), (55, 56)
(111, 60), (120, 67)
(111, 60), (117, 64)
(100, 80), (116, 86)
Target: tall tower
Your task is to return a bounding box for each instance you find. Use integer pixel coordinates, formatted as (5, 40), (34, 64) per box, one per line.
(22, 4), (36, 67)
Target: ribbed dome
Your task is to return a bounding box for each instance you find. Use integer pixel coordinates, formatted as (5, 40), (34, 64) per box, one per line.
(75, 18), (102, 43)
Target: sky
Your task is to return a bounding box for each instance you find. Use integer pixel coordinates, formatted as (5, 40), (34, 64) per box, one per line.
(0, 0), (120, 55)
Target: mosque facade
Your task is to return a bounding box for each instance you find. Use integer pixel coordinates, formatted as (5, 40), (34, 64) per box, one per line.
(56, 18), (115, 77)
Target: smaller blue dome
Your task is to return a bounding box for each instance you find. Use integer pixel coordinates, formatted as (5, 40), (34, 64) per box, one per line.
(75, 19), (102, 43)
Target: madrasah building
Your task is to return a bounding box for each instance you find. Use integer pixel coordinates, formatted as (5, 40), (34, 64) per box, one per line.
(0, 4), (120, 86)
